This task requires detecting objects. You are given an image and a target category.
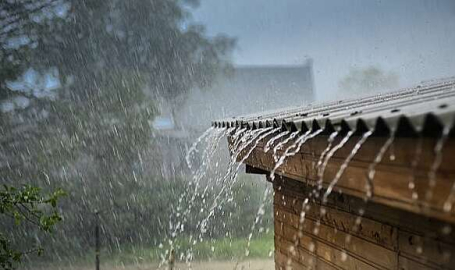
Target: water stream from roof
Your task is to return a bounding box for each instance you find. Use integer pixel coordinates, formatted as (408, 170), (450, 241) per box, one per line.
(365, 131), (395, 198)
(165, 127), (226, 266)
(269, 129), (311, 181)
(264, 130), (290, 152)
(308, 130), (357, 255)
(272, 130), (300, 162)
(317, 131), (354, 193)
(322, 130), (372, 204)
(269, 129), (324, 181)
(198, 128), (272, 239)
(245, 185), (271, 257)
(427, 125), (451, 203)
(339, 129), (396, 254)
(182, 118), (453, 267)
(408, 136), (423, 202)
(184, 128), (229, 217)
(316, 131), (339, 177)
(185, 126), (215, 172)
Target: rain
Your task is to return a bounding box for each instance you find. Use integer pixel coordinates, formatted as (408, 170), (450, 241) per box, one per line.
(1, 1), (455, 270)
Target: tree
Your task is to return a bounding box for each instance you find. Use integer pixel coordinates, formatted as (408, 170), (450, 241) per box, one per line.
(1, 0), (235, 265)
(0, 185), (65, 269)
(1, 2), (68, 267)
(0, 0), (65, 101)
(338, 66), (399, 95)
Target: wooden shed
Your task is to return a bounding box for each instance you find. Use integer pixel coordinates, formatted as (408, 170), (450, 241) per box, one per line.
(213, 80), (455, 269)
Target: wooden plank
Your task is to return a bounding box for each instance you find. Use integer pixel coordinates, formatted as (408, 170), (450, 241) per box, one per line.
(341, 192), (455, 246)
(275, 210), (397, 269)
(317, 259), (342, 270)
(398, 230), (455, 268)
(276, 222), (381, 270)
(274, 175), (455, 246)
(315, 239), (378, 270)
(250, 134), (455, 174)
(275, 237), (318, 269)
(398, 256), (440, 270)
(245, 141), (455, 223)
(274, 191), (398, 250)
(258, 131), (455, 270)
(275, 249), (309, 270)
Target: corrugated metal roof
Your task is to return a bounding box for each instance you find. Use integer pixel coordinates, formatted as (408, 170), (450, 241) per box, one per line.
(212, 79), (455, 137)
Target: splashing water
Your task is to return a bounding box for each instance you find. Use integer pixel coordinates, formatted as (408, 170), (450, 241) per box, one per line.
(185, 126), (215, 172)
(270, 129), (324, 181)
(317, 131), (354, 191)
(365, 131), (395, 199)
(426, 125), (451, 202)
(245, 185), (272, 257)
(226, 127), (277, 185)
(269, 129), (311, 180)
(272, 131), (300, 162)
(198, 128), (275, 239)
(197, 129), (257, 232)
(166, 127), (227, 265)
(323, 130), (372, 203)
(290, 196), (311, 258)
(287, 129), (324, 157)
(184, 128), (229, 213)
(306, 130), (356, 244)
(316, 131), (339, 173)
(346, 129), (394, 247)
(238, 127), (281, 165)
(225, 128), (272, 183)
(264, 130), (290, 152)
(174, 126), (255, 265)
(408, 136), (423, 201)
(230, 127), (249, 153)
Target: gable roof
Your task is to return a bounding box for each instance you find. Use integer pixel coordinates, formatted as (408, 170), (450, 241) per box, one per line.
(213, 78), (455, 137)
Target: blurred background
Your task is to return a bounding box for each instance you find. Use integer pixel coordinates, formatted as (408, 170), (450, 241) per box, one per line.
(1, 0), (454, 269)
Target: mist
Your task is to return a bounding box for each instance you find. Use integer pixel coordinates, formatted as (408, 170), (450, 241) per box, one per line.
(1, 1), (454, 270)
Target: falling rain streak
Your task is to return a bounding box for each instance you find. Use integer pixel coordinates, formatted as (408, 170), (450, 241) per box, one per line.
(3, 1), (455, 269)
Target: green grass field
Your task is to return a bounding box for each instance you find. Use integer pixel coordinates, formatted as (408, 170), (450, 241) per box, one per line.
(105, 234), (274, 265)
(28, 234), (274, 269)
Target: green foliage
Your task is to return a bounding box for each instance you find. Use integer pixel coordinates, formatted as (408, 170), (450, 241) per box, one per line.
(0, 0), (65, 101)
(0, 185), (65, 269)
(1, 1), (237, 268)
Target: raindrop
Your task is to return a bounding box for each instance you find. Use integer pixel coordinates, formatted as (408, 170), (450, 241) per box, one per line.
(341, 250), (348, 262)
(365, 131), (395, 199)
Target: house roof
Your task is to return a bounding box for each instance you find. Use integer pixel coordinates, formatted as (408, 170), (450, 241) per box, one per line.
(212, 78), (455, 137)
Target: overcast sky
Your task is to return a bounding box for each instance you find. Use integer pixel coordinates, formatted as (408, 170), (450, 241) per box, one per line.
(192, 0), (455, 101)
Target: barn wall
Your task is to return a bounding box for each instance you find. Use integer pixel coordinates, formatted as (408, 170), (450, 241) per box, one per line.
(272, 176), (455, 270)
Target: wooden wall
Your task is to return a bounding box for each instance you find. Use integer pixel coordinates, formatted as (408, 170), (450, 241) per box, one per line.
(272, 176), (455, 270)
(236, 132), (455, 269)
(241, 134), (455, 223)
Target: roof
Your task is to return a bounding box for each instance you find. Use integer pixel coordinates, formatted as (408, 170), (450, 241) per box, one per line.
(212, 79), (455, 137)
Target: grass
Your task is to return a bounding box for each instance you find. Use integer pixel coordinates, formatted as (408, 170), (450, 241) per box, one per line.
(102, 234), (274, 266)
(28, 233), (274, 269)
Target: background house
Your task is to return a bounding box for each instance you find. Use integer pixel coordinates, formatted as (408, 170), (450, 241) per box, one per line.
(177, 60), (315, 131)
(153, 60), (315, 178)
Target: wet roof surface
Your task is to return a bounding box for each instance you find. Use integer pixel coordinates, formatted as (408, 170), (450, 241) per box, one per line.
(212, 79), (455, 137)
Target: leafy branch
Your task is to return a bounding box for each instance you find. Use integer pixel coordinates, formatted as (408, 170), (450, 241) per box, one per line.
(0, 185), (65, 269)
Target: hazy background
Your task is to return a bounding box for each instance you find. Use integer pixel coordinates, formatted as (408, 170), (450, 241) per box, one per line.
(1, 1), (455, 269)
(192, 0), (455, 100)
